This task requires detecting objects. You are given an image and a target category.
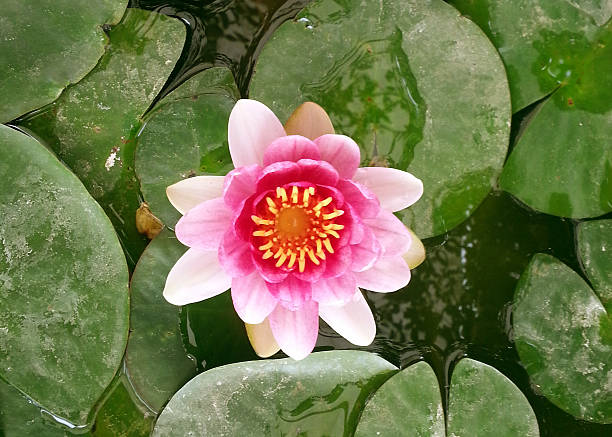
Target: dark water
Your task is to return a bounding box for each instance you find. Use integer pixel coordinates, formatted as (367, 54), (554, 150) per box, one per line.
(125, 0), (612, 435)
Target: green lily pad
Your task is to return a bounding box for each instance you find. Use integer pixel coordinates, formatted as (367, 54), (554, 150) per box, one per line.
(135, 67), (239, 227)
(0, 126), (129, 426)
(449, 0), (612, 218)
(19, 8), (186, 267)
(0, 0), (128, 123)
(578, 220), (612, 307)
(152, 350), (397, 436)
(513, 253), (612, 423)
(355, 358), (538, 436)
(125, 228), (197, 413)
(249, 0), (510, 238)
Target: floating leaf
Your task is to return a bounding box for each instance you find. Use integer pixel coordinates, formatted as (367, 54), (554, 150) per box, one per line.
(135, 67), (238, 227)
(355, 359), (538, 436)
(513, 253), (612, 423)
(0, 126), (129, 426)
(19, 8), (186, 267)
(125, 229), (197, 413)
(450, 0), (612, 218)
(578, 219), (612, 307)
(152, 350), (396, 436)
(0, 0), (128, 122)
(249, 0), (510, 238)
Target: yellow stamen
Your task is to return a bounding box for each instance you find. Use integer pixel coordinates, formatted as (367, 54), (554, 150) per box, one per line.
(291, 186), (299, 203)
(323, 238), (334, 253)
(273, 247), (284, 259)
(276, 187), (288, 202)
(303, 187), (312, 204)
(262, 250), (274, 259)
(325, 229), (340, 239)
(298, 250), (306, 272)
(323, 210), (344, 220)
(287, 251), (297, 268)
(275, 252), (288, 267)
(307, 249), (320, 265)
(251, 215), (274, 225)
(323, 223), (344, 231)
(266, 197), (278, 214)
(258, 241), (273, 250)
(313, 197), (333, 211)
(253, 230), (273, 237)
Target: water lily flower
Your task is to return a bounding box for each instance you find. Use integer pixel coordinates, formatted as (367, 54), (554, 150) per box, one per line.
(163, 99), (424, 360)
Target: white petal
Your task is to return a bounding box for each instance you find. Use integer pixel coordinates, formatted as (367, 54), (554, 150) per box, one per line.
(319, 290), (375, 346)
(163, 248), (231, 305)
(268, 301), (319, 360)
(245, 318), (280, 358)
(228, 99), (286, 167)
(166, 176), (225, 215)
(403, 228), (426, 269)
(354, 256), (411, 293)
(353, 167), (423, 212)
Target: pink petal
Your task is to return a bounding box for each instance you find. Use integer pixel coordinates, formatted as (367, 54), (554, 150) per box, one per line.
(256, 161), (301, 192)
(265, 275), (312, 310)
(296, 159), (339, 187)
(175, 198), (232, 250)
(319, 290), (375, 346)
(163, 248), (231, 305)
(233, 195), (256, 242)
(166, 176), (225, 215)
(231, 273), (278, 324)
(314, 134), (361, 178)
(363, 210), (412, 257)
(321, 244), (352, 279)
(350, 226), (382, 272)
(355, 256), (411, 292)
(228, 99), (286, 167)
(252, 253), (289, 283)
(268, 300), (319, 360)
(218, 228), (255, 277)
(352, 167), (423, 212)
(337, 179), (380, 219)
(223, 164), (262, 210)
(312, 272), (357, 306)
(262, 135), (321, 166)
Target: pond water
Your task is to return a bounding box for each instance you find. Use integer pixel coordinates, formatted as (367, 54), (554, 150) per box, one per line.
(7, 0), (609, 435)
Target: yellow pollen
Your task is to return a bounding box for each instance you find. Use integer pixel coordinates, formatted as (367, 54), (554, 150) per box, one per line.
(322, 210), (344, 220)
(291, 186), (299, 203)
(276, 187), (288, 202)
(253, 230), (273, 237)
(313, 197), (333, 211)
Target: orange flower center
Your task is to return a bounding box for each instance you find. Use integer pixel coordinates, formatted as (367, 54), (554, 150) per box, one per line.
(251, 185), (345, 272)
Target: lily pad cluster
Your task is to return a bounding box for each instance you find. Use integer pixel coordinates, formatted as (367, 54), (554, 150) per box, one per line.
(1, 0), (611, 435)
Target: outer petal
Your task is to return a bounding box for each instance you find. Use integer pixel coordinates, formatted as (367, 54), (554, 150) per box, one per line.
(354, 256), (411, 293)
(231, 273), (278, 324)
(262, 135), (321, 166)
(352, 167), (423, 212)
(223, 164), (262, 210)
(284, 102), (335, 140)
(296, 159), (339, 187)
(218, 228), (255, 277)
(403, 228), (426, 269)
(312, 272), (357, 306)
(319, 290), (375, 346)
(245, 319), (280, 358)
(175, 198), (232, 250)
(265, 275), (312, 310)
(269, 300), (319, 360)
(363, 209), (412, 257)
(228, 99), (286, 167)
(321, 244), (352, 279)
(166, 175), (225, 215)
(163, 248), (231, 305)
(314, 134), (361, 178)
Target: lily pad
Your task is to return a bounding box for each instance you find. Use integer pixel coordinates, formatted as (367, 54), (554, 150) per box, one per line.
(19, 8), (186, 267)
(125, 228), (197, 413)
(355, 359), (538, 436)
(152, 350), (396, 436)
(0, 126), (129, 426)
(249, 0), (511, 238)
(578, 219), (612, 307)
(449, 0), (612, 218)
(513, 253), (612, 423)
(0, 0), (128, 123)
(135, 67), (239, 227)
